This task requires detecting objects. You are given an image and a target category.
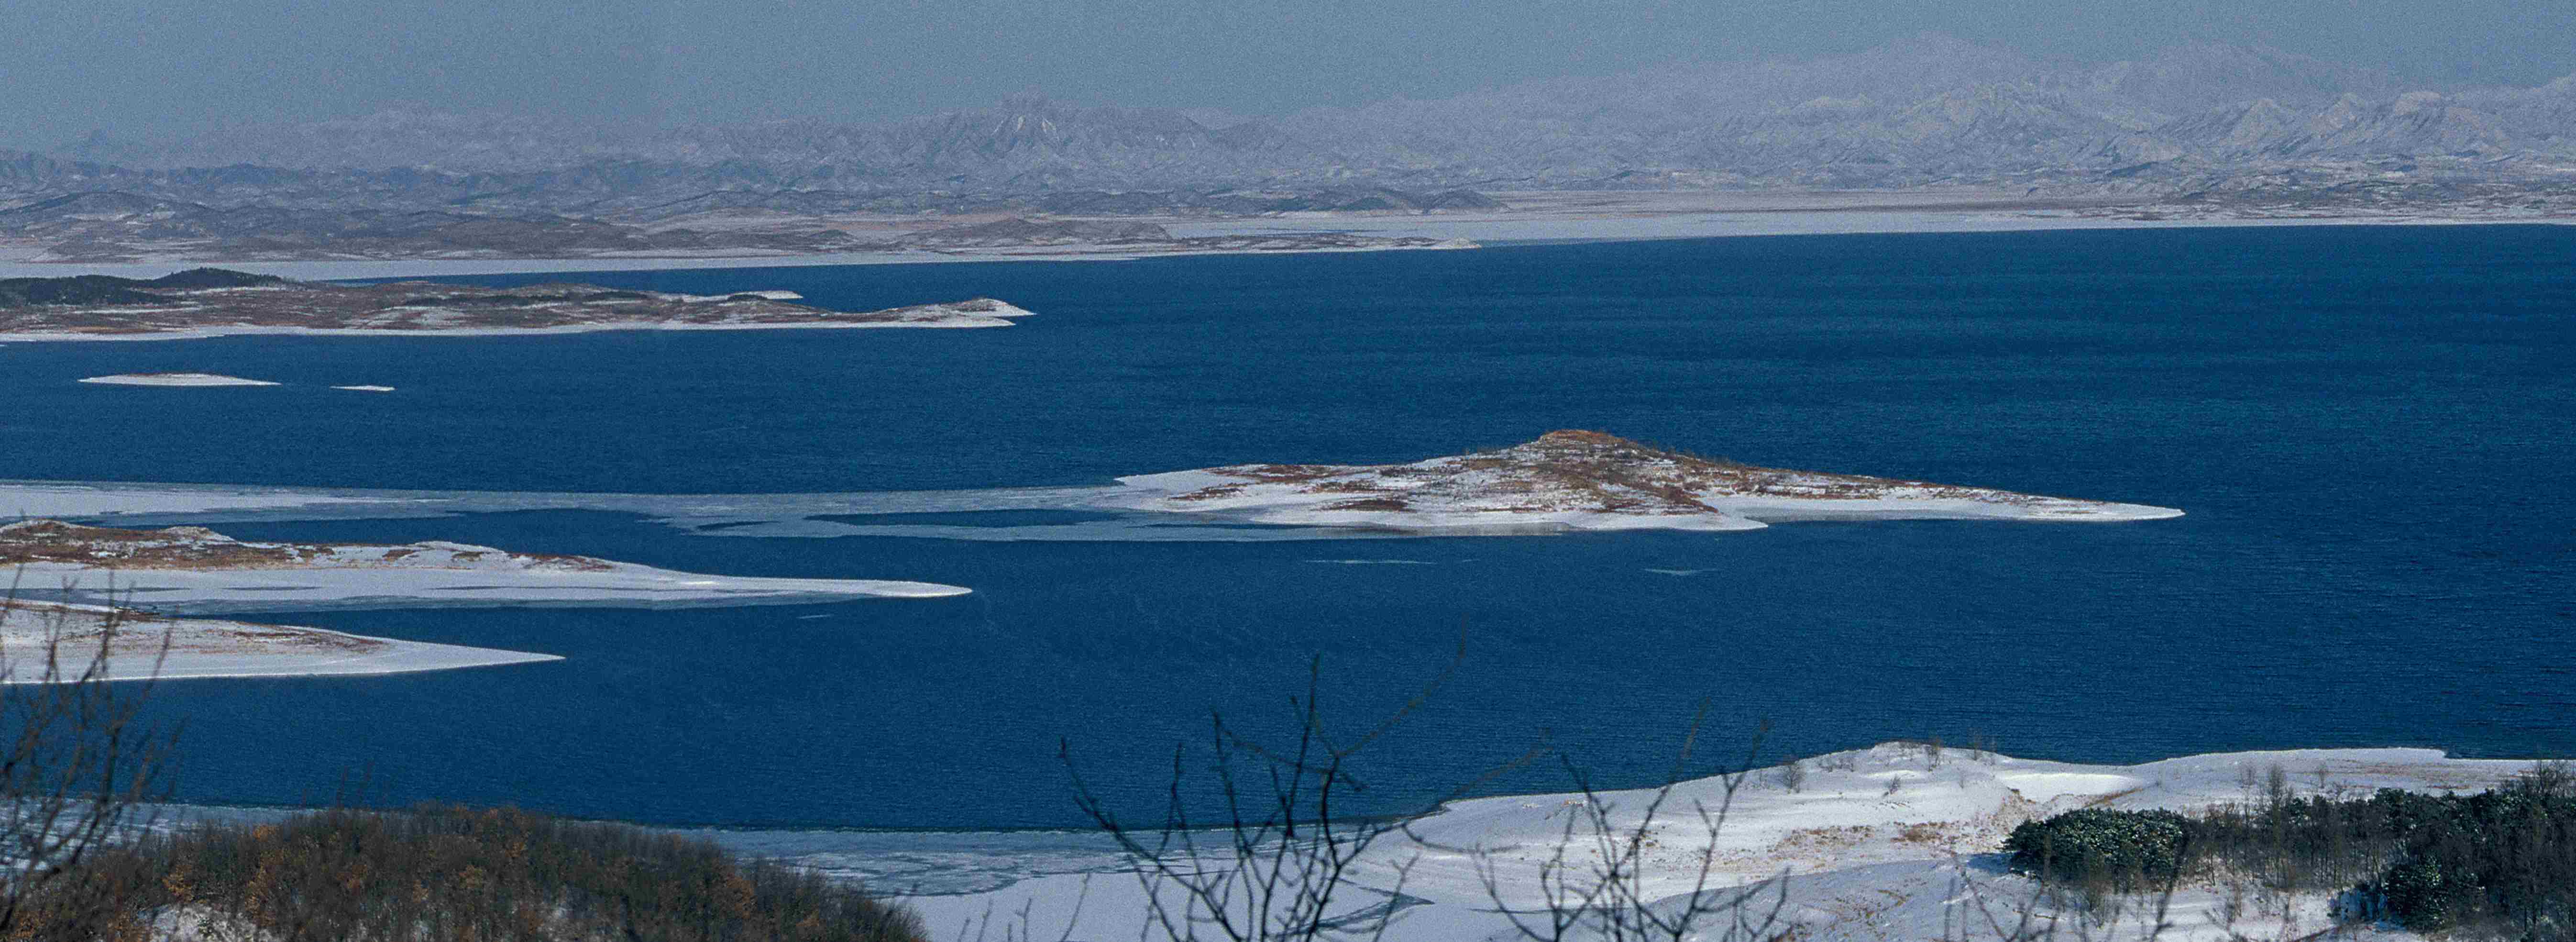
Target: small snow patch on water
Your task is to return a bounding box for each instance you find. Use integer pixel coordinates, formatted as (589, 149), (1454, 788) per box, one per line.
(79, 373), (279, 387)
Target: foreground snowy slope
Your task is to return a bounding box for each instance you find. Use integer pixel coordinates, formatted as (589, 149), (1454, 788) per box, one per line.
(906, 744), (2529, 942)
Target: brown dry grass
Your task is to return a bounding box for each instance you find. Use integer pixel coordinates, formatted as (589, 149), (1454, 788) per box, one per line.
(1322, 496), (1412, 512)
(1776, 824), (1875, 856)
(1225, 464), (1349, 482)
(0, 521), (300, 568)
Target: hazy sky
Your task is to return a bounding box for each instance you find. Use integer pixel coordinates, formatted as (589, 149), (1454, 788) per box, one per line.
(8, 0), (2572, 149)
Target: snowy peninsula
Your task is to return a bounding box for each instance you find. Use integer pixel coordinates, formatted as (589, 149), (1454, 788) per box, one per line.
(0, 519), (967, 610)
(1107, 430), (2183, 532)
(0, 267), (1035, 342)
(0, 599), (558, 682)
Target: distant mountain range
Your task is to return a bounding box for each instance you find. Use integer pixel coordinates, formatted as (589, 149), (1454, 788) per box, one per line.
(2, 34), (2569, 248)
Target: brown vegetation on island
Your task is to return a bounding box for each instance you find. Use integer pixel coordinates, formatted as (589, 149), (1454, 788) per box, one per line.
(0, 519), (612, 573)
(1164, 430), (2058, 518)
(3, 599), (388, 662)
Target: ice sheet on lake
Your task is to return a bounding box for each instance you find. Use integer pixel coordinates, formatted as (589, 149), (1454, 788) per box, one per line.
(0, 479), (1407, 543)
(9, 560), (964, 614)
(0, 481), (407, 519)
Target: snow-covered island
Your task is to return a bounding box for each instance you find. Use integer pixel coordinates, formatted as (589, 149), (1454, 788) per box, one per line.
(0, 598), (559, 682)
(0, 519), (967, 610)
(0, 267), (1035, 342)
(1107, 430), (2182, 532)
(77, 372), (280, 386)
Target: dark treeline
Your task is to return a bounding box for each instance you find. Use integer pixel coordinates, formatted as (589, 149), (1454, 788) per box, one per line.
(2007, 763), (2576, 941)
(13, 804), (927, 942)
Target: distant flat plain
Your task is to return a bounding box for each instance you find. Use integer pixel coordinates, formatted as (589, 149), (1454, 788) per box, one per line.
(9, 188), (2557, 282)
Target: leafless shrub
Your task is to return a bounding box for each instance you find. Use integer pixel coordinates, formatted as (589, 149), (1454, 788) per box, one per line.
(1062, 643), (1542, 942)
(1773, 759), (1806, 793)
(1470, 712), (1791, 942)
(1063, 646), (1806, 942)
(0, 572), (176, 938)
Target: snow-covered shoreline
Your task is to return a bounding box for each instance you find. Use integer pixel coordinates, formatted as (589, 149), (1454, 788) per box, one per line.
(0, 600), (560, 683)
(0, 209), (2561, 283)
(877, 744), (2539, 942)
(6, 319), (1007, 344)
(0, 275), (1038, 343)
(0, 299), (1039, 344)
(0, 241), (1473, 281)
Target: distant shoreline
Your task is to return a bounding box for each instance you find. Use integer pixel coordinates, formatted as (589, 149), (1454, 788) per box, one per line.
(0, 277), (1037, 344)
(7, 318), (1016, 344)
(1, 199), (2565, 282)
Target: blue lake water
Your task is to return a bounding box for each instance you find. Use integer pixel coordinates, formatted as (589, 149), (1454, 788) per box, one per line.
(2, 226), (2572, 830)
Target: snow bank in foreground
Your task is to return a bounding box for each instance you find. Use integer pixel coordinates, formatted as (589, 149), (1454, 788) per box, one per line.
(0, 601), (558, 682)
(139, 744), (2530, 939)
(893, 744), (2531, 942)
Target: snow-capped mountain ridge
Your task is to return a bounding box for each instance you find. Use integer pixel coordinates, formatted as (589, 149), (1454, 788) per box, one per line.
(36, 36), (2576, 191)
